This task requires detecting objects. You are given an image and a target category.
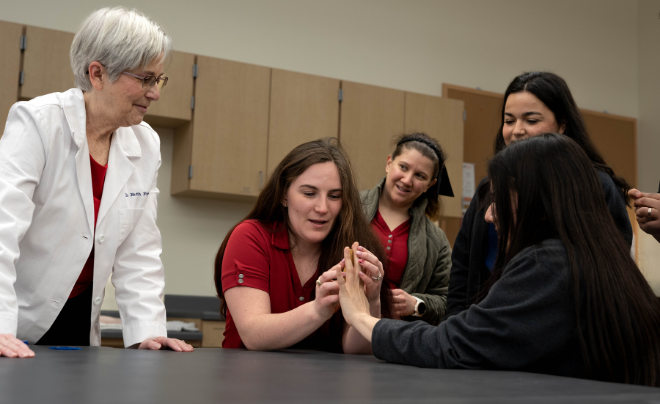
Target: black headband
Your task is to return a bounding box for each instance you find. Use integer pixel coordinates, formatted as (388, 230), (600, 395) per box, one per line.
(397, 137), (454, 197)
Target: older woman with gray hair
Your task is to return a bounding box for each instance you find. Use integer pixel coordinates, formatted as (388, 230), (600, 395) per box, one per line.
(0, 7), (192, 357)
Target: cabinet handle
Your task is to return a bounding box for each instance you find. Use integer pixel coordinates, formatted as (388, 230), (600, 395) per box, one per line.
(259, 171), (264, 190)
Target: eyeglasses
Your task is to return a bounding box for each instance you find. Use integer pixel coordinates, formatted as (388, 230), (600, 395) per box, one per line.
(122, 72), (168, 90)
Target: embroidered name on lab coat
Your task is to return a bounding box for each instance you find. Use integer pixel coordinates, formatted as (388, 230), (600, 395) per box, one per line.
(125, 192), (150, 197)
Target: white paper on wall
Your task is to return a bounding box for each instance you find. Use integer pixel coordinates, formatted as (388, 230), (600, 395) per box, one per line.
(462, 163), (475, 215)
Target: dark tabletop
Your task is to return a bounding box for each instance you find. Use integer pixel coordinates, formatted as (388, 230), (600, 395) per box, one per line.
(0, 346), (658, 404)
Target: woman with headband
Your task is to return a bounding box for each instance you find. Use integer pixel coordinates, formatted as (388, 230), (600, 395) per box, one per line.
(359, 133), (454, 325)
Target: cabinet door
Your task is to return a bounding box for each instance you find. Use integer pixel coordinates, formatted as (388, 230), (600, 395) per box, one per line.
(144, 50), (195, 127)
(339, 81), (404, 191)
(184, 56), (270, 199)
(443, 84), (502, 183)
(404, 92), (464, 218)
(582, 110), (636, 187)
(0, 20), (22, 129)
(267, 69), (340, 176)
(582, 110), (637, 234)
(20, 26), (74, 100)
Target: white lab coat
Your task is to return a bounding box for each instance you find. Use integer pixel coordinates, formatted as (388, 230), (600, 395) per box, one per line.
(0, 88), (167, 347)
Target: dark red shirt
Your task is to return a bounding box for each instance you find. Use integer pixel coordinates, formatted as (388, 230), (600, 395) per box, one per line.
(69, 155), (107, 298)
(370, 210), (410, 289)
(221, 220), (340, 351)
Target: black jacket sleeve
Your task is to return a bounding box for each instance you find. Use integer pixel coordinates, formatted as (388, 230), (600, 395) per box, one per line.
(372, 241), (578, 372)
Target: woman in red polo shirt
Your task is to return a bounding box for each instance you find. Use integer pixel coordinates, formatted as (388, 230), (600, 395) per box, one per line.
(359, 133), (453, 325)
(214, 138), (392, 352)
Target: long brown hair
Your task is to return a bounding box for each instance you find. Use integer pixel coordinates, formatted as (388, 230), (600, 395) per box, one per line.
(488, 133), (660, 386)
(390, 133), (446, 221)
(215, 138), (392, 323)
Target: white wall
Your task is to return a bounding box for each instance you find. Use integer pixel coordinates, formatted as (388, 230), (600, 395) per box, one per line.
(0, 0), (653, 304)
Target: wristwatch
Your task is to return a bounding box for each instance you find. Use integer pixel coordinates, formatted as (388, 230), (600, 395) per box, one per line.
(412, 296), (426, 317)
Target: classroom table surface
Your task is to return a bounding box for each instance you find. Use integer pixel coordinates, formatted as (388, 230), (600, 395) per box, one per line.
(0, 346), (658, 404)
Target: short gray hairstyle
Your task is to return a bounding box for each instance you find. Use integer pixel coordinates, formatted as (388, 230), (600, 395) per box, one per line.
(71, 7), (172, 92)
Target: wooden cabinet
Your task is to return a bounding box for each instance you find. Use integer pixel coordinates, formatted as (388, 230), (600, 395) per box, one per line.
(583, 110), (637, 188)
(171, 56), (270, 200)
(443, 84), (502, 183)
(20, 26), (75, 100)
(0, 20), (22, 130)
(582, 110), (638, 234)
(404, 92), (464, 218)
(143, 50), (195, 128)
(267, 69), (340, 176)
(339, 81), (405, 191)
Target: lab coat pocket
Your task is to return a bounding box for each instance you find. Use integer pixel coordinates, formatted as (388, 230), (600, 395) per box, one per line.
(118, 208), (145, 244)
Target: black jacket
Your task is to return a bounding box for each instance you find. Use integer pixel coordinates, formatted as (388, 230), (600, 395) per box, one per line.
(446, 170), (632, 317)
(372, 239), (587, 378)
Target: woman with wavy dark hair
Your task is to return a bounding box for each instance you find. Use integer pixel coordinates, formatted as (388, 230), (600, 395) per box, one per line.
(214, 138), (392, 353)
(447, 71), (632, 316)
(336, 133), (660, 386)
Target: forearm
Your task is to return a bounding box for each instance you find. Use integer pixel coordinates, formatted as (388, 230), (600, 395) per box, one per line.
(343, 299), (381, 354)
(238, 302), (329, 351)
(350, 313), (380, 344)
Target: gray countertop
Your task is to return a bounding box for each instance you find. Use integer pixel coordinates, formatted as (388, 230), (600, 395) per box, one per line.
(0, 346), (658, 403)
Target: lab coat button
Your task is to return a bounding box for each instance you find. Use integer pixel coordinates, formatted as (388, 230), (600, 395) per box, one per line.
(98, 234), (105, 244)
(93, 297), (101, 305)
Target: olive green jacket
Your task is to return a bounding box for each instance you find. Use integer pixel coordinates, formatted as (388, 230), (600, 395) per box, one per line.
(360, 179), (451, 325)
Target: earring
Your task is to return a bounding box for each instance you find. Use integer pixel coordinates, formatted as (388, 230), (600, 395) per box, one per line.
(283, 202), (287, 207)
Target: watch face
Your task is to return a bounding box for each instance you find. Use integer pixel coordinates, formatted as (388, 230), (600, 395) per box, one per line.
(418, 302), (426, 315)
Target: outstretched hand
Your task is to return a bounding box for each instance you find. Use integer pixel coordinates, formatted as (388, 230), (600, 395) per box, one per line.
(0, 334), (34, 358)
(137, 336), (194, 352)
(337, 243), (373, 327)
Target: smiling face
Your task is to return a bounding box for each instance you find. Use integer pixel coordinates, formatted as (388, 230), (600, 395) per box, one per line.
(92, 57), (164, 128)
(284, 161), (343, 249)
(502, 91), (565, 146)
(383, 148), (437, 209)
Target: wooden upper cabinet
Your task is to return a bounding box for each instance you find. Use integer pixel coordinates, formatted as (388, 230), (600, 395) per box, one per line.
(171, 56), (271, 200)
(143, 50), (195, 127)
(582, 110), (637, 188)
(339, 81), (405, 191)
(443, 84), (503, 183)
(0, 20), (22, 130)
(20, 26), (74, 100)
(404, 92), (464, 218)
(267, 69), (340, 176)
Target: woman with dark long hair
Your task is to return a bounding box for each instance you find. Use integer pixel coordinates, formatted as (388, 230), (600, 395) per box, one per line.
(335, 133), (660, 386)
(215, 138), (392, 352)
(447, 71), (632, 316)
(360, 133), (453, 325)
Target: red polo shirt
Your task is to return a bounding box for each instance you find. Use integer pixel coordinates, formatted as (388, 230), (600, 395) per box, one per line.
(370, 210), (410, 289)
(221, 220), (341, 351)
(69, 155), (107, 298)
